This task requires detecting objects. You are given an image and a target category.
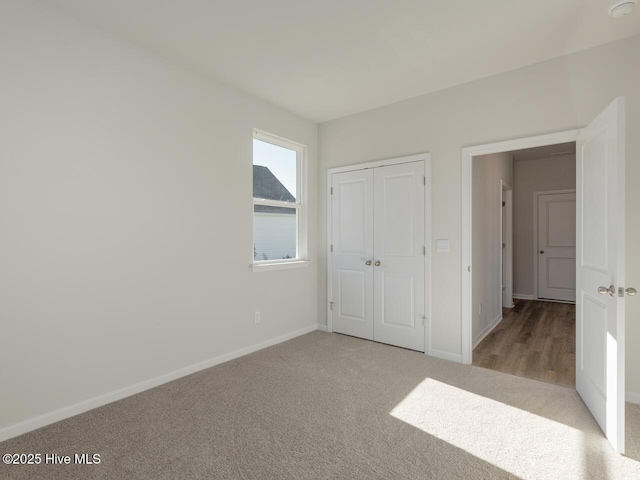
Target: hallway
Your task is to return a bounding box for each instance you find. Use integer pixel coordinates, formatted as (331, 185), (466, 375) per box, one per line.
(473, 300), (575, 388)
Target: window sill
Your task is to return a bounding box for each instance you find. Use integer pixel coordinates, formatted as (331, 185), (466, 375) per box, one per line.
(251, 260), (310, 272)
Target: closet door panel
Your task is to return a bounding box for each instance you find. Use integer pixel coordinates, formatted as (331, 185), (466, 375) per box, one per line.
(373, 162), (425, 351)
(331, 169), (374, 340)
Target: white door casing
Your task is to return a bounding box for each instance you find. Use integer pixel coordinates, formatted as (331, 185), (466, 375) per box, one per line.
(373, 162), (425, 351)
(501, 182), (514, 309)
(331, 169), (374, 340)
(576, 97), (626, 453)
(537, 192), (576, 302)
(502, 190), (507, 307)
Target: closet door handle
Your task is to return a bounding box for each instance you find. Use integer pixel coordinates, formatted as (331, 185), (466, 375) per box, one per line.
(374, 260), (381, 266)
(365, 260), (372, 266)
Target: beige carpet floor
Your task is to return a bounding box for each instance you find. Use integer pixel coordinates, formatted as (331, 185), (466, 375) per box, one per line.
(1, 331), (639, 479)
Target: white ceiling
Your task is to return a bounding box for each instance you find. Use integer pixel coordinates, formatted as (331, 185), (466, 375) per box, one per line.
(39, 0), (640, 122)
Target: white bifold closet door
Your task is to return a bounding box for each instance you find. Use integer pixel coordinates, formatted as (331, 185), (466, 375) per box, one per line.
(331, 161), (425, 351)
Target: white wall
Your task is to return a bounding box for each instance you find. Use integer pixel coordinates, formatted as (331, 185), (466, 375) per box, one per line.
(0, 0), (317, 434)
(513, 155), (576, 297)
(472, 153), (513, 345)
(319, 35), (640, 394)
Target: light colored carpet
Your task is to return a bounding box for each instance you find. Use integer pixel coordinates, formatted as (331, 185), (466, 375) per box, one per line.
(1, 331), (639, 479)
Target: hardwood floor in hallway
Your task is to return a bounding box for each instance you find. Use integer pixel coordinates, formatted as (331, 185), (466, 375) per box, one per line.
(472, 300), (576, 388)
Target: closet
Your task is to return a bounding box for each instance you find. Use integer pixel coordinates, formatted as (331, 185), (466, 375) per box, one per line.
(329, 159), (426, 351)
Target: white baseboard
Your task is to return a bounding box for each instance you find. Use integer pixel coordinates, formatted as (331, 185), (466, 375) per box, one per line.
(513, 293), (535, 300)
(429, 348), (463, 364)
(473, 314), (503, 349)
(317, 324), (328, 332)
(627, 391), (640, 405)
(0, 324), (321, 443)
(534, 298), (575, 305)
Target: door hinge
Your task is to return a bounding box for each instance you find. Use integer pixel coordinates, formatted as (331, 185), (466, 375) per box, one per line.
(330, 302), (335, 311)
(330, 187), (333, 195)
(422, 315), (427, 326)
(423, 245), (426, 256)
(468, 266), (471, 272)
(423, 176), (426, 185)
(330, 244), (333, 252)
(502, 243), (506, 249)
(502, 201), (505, 207)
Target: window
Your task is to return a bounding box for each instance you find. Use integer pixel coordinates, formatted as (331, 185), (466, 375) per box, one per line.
(252, 130), (307, 270)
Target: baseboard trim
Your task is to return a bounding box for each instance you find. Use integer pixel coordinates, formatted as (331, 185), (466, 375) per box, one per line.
(513, 293), (535, 300)
(317, 324), (328, 332)
(0, 324), (321, 443)
(535, 298), (575, 305)
(429, 349), (463, 364)
(473, 314), (502, 349)
(627, 391), (640, 405)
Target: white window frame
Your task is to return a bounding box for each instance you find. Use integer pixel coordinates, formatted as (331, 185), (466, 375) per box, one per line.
(251, 129), (309, 272)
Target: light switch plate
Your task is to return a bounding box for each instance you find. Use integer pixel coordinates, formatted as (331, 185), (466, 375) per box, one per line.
(436, 239), (450, 253)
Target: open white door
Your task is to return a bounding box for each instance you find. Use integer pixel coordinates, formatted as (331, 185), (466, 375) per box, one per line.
(576, 97), (626, 453)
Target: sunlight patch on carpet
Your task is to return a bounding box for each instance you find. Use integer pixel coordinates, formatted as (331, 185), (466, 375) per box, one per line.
(390, 378), (592, 480)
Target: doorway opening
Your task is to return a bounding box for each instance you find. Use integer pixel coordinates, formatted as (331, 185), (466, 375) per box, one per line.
(464, 98), (627, 453)
(470, 142), (577, 388)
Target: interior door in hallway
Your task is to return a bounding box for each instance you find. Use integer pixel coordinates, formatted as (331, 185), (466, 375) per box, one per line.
(537, 192), (576, 302)
(331, 169), (374, 340)
(373, 162), (425, 351)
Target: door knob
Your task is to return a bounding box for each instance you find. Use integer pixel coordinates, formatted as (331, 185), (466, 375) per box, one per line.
(365, 260), (372, 266)
(374, 260), (381, 266)
(598, 285), (616, 297)
(539, 250), (545, 254)
(626, 287), (637, 296)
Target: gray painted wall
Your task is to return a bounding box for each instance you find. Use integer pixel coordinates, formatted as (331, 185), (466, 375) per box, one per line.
(472, 153), (513, 344)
